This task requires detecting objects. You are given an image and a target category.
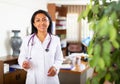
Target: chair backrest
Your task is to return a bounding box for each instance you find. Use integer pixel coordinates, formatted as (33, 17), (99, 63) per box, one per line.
(66, 42), (83, 55)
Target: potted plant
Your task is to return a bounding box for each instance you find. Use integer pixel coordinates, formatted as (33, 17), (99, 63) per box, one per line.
(79, 0), (120, 84)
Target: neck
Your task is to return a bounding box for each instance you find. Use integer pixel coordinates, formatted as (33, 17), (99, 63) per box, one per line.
(37, 32), (47, 43)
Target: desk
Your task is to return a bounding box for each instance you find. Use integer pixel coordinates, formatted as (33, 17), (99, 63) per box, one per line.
(59, 61), (89, 84)
(0, 56), (26, 84)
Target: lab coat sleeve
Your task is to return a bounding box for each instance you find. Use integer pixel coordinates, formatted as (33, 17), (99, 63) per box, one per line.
(18, 37), (28, 69)
(53, 37), (63, 74)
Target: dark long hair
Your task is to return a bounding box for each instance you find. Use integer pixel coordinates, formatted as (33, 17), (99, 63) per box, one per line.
(31, 9), (53, 34)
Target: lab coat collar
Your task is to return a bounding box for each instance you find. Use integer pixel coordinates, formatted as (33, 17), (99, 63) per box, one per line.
(44, 33), (51, 41)
(34, 33), (51, 44)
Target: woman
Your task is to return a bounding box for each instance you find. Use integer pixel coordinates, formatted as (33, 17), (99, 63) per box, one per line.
(18, 9), (63, 84)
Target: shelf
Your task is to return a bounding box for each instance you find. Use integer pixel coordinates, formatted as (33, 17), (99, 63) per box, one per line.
(0, 56), (18, 65)
(56, 29), (66, 35)
(48, 3), (67, 56)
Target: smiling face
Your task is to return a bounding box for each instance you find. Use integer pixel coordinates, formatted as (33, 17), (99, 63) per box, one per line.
(33, 13), (50, 34)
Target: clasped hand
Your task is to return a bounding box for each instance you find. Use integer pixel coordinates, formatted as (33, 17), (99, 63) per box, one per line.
(22, 60), (31, 69)
(47, 66), (57, 76)
(22, 61), (57, 76)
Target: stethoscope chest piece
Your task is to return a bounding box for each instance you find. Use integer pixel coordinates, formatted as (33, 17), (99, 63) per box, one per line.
(45, 48), (49, 52)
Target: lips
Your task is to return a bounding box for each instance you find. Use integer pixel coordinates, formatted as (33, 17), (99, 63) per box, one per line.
(38, 25), (46, 29)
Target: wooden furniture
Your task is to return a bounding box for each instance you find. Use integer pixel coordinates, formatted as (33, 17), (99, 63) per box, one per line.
(0, 56), (26, 84)
(47, 3), (67, 37)
(47, 3), (67, 21)
(47, 3), (67, 56)
(59, 61), (89, 84)
(47, 4), (87, 56)
(66, 42), (83, 56)
(56, 29), (66, 35)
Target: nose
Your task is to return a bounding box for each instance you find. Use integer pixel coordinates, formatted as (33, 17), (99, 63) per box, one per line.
(38, 21), (44, 25)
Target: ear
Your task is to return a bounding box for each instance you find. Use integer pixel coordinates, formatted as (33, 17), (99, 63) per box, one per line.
(33, 23), (36, 27)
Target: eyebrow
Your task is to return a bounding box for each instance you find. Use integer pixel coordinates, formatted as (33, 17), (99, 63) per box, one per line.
(35, 16), (48, 19)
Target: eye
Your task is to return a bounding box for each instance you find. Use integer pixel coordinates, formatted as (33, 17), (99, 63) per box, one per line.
(42, 18), (48, 22)
(35, 19), (40, 22)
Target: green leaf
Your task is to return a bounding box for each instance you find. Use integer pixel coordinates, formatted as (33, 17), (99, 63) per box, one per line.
(88, 40), (94, 55)
(92, 5), (99, 14)
(110, 12), (117, 21)
(78, 4), (91, 21)
(97, 71), (106, 78)
(111, 40), (119, 49)
(89, 44), (101, 67)
(109, 27), (117, 41)
(103, 41), (111, 54)
(105, 73), (111, 80)
(89, 56), (98, 67)
(102, 41), (111, 66)
(88, 47), (93, 55)
(86, 78), (91, 84)
(98, 17), (109, 36)
(78, 11), (85, 21)
(80, 0), (120, 83)
(94, 44), (101, 57)
(89, 22), (94, 30)
(98, 57), (105, 70)
(92, 77), (99, 84)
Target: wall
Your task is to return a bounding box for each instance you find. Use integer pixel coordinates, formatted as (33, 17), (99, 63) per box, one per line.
(0, 0), (92, 57)
(0, 0), (49, 56)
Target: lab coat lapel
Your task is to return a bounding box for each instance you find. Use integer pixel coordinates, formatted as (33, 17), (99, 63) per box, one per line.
(34, 33), (50, 48)
(37, 33), (51, 51)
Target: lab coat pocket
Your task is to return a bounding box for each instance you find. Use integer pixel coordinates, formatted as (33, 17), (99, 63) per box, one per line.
(46, 48), (56, 62)
(26, 70), (35, 84)
(47, 75), (59, 84)
(48, 48), (56, 56)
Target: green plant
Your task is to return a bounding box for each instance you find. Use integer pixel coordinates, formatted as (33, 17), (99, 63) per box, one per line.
(78, 0), (120, 84)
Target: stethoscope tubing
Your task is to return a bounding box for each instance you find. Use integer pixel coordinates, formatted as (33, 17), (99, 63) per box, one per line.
(27, 33), (36, 46)
(27, 33), (52, 51)
(26, 33), (52, 60)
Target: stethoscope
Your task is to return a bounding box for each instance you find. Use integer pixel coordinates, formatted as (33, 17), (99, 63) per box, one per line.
(26, 33), (52, 60)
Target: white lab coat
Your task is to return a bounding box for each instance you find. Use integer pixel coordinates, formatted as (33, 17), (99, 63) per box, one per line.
(18, 33), (63, 84)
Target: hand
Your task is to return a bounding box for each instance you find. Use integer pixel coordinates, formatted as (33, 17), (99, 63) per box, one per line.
(47, 66), (57, 76)
(22, 60), (31, 69)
